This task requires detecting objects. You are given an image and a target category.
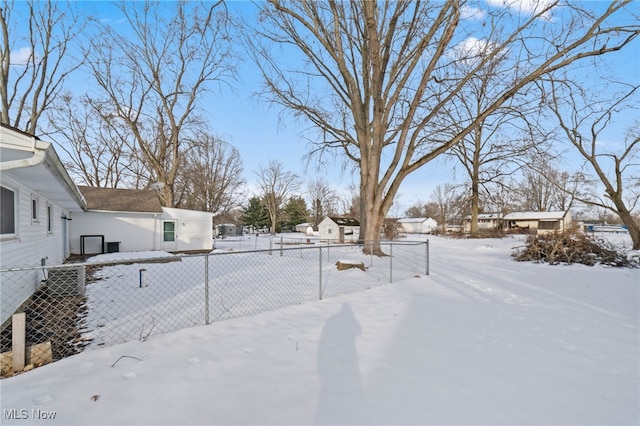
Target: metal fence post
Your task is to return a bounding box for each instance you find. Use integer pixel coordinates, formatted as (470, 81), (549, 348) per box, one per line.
(389, 242), (393, 283)
(426, 239), (430, 276)
(369, 241), (373, 267)
(319, 246), (323, 300)
(280, 236), (283, 256)
(326, 241), (330, 264)
(204, 254), (210, 325)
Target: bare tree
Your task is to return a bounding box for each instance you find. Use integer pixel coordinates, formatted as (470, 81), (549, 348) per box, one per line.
(307, 177), (340, 227)
(336, 184), (361, 219)
(516, 161), (576, 212)
(247, 0), (638, 254)
(46, 92), (145, 188)
(480, 178), (520, 215)
(444, 42), (549, 236)
(174, 133), (245, 218)
(255, 160), (301, 235)
(430, 184), (464, 234)
(544, 79), (640, 249)
(1, 0), (85, 133)
(85, 1), (236, 207)
(404, 200), (439, 219)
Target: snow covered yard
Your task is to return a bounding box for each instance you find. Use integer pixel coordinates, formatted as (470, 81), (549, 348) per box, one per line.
(1, 235), (638, 425)
(81, 238), (428, 348)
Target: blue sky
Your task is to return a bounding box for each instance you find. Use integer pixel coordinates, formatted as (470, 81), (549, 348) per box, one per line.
(205, 0), (640, 213)
(9, 0), (640, 214)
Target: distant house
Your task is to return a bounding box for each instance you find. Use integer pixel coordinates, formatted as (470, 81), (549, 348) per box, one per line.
(503, 211), (572, 234)
(1, 124), (87, 324)
(463, 213), (503, 233)
(318, 217), (360, 243)
(70, 186), (214, 254)
(294, 222), (312, 233)
(397, 217), (438, 234)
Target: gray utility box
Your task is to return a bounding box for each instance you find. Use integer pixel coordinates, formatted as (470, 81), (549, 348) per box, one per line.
(46, 266), (86, 297)
(106, 242), (120, 253)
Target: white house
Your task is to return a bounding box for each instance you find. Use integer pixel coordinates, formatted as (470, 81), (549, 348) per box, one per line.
(503, 211), (572, 234)
(294, 222), (312, 233)
(463, 213), (503, 233)
(70, 186), (214, 254)
(318, 217), (360, 243)
(1, 124), (87, 324)
(397, 217), (438, 234)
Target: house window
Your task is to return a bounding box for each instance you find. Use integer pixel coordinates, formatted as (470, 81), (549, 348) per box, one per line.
(47, 204), (53, 233)
(31, 196), (39, 222)
(538, 221), (558, 230)
(1, 186), (16, 235)
(163, 221), (175, 242)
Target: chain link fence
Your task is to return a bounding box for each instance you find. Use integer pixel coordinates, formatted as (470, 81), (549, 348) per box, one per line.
(1, 239), (428, 376)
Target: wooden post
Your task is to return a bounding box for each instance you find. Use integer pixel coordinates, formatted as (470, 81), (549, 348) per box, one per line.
(12, 313), (26, 372)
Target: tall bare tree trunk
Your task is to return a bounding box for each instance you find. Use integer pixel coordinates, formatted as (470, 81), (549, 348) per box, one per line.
(248, 0), (638, 255)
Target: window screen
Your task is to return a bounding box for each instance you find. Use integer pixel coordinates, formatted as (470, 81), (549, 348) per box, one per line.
(1, 186), (16, 234)
(163, 221), (175, 242)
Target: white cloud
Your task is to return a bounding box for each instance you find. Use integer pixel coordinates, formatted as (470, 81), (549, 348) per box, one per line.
(485, 0), (556, 20)
(460, 5), (487, 21)
(10, 47), (34, 65)
(449, 37), (495, 61)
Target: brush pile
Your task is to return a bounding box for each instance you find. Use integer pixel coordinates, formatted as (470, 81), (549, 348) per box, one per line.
(512, 231), (637, 267)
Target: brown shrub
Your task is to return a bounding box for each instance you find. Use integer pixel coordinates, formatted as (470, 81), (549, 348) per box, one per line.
(512, 231), (636, 267)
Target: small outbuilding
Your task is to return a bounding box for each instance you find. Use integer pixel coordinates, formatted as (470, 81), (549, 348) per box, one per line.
(397, 217), (438, 234)
(503, 211), (572, 234)
(318, 217), (360, 243)
(70, 186), (214, 254)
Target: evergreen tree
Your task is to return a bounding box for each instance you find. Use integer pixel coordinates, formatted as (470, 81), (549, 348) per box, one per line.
(282, 197), (309, 230)
(239, 197), (269, 230)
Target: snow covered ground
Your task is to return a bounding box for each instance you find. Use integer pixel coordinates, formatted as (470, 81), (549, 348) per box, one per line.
(1, 234), (638, 425)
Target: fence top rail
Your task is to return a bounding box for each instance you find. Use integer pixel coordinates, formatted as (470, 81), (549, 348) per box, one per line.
(0, 256), (181, 273)
(209, 240), (428, 256)
(0, 240), (429, 272)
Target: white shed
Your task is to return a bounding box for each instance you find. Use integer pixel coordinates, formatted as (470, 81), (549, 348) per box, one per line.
(397, 217), (438, 234)
(70, 186), (213, 255)
(1, 124), (87, 324)
(318, 217), (360, 243)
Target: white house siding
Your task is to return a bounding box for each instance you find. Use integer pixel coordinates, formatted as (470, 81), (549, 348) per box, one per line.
(69, 208), (213, 255)
(317, 218), (334, 241)
(503, 211), (572, 235)
(463, 214), (502, 233)
(162, 207), (213, 252)
(318, 217), (360, 243)
(0, 175), (68, 325)
(69, 211), (160, 255)
(397, 218), (437, 234)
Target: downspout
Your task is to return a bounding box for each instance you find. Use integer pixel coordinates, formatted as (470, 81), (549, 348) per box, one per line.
(153, 213), (159, 250)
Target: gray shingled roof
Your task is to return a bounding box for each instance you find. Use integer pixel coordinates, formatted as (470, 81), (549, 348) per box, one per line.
(78, 186), (163, 213)
(329, 217), (360, 226)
